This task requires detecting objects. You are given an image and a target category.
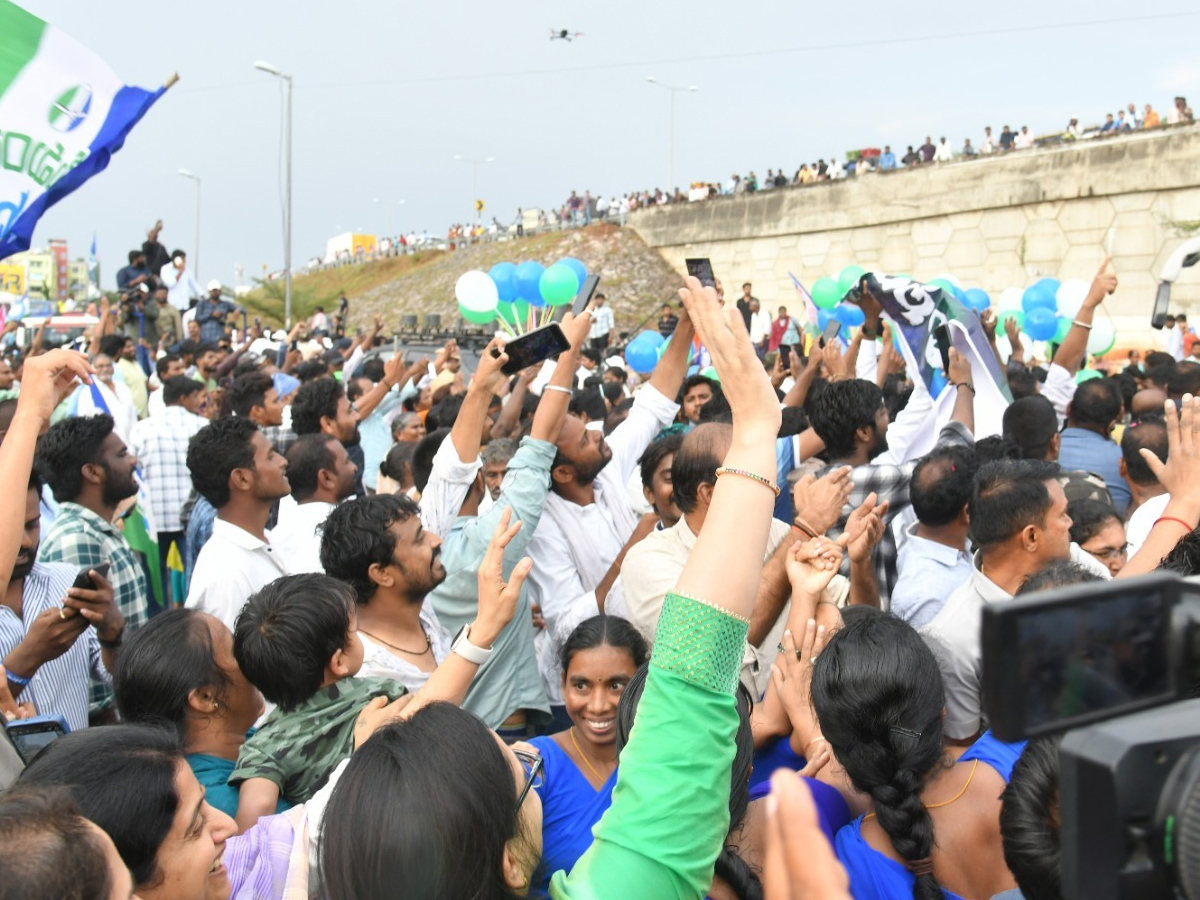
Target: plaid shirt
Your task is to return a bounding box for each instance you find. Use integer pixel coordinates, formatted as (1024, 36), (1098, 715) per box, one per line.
(130, 406), (210, 532)
(816, 421), (972, 604)
(262, 424), (297, 457)
(38, 502), (151, 711)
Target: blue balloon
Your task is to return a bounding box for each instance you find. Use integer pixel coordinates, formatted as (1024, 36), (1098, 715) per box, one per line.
(1034, 277), (1062, 297)
(637, 330), (665, 350)
(624, 338), (660, 374)
(963, 288), (991, 311)
(1022, 284), (1057, 314)
(834, 303), (865, 327)
(1024, 306), (1058, 341)
(817, 309), (833, 332)
(515, 261), (546, 306)
(951, 285), (968, 304)
(488, 262), (519, 304)
(558, 257), (588, 287)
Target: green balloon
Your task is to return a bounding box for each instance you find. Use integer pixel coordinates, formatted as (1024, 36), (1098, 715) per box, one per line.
(539, 264), (580, 307)
(1054, 316), (1073, 344)
(997, 310), (1025, 333)
(811, 277), (842, 310)
(838, 264), (867, 299)
(928, 279), (956, 296)
(700, 365), (720, 383)
(497, 300), (531, 328)
(459, 303), (496, 325)
(1076, 369), (1104, 384)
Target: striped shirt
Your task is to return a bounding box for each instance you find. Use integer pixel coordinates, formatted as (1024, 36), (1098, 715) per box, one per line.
(0, 562), (109, 731)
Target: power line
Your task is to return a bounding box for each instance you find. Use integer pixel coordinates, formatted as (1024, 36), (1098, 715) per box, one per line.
(176, 10), (1200, 95)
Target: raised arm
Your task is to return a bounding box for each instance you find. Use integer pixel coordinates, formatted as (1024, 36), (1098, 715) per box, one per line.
(530, 309), (592, 443)
(647, 305), (695, 401)
(1051, 257), (1117, 376)
(448, 337), (508, 463)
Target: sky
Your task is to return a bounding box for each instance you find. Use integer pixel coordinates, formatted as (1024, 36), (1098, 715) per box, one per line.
(18, 0), (1200, 292)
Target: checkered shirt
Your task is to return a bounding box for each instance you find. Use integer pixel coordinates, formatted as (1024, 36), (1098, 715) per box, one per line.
(130, 406), (210, 532)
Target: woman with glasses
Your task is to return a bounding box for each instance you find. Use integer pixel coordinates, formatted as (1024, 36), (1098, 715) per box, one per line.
(320, 275), (789, 899)
(526, 615), (649, 898)
(1068, 498), (1129, 577)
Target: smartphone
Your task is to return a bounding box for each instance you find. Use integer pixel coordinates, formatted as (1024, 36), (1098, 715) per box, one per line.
(556, 274), (602, 323)
(819, 318), (842, 348)
(932, 323), (952, 372)
(981, 572), (1182, 741)
(685, 258), (716, 288)
(5, 715), (69, 764)
(495, 324), (571, 375)
(71, 561), (110, 590)
(1151, 282), (1171, 330)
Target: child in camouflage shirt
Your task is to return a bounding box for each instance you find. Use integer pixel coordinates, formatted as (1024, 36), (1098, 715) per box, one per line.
(228, 573), (407, 827)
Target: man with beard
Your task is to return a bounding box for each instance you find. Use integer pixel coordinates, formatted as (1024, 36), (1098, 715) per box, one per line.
(184, 417), (291, 631)
(271, 434), (360, 573)
(525, 307), (695, 721)
(290, 376), (365, 499)
(320, 493), (456, 694)
(36, 414), (148, 717)
(807, 352), (976, 602)
(1, 471), (125, 730)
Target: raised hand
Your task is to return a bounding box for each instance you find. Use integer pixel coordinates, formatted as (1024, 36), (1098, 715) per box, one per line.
(676, 274), (780, 441)
(1139, 394), (1200, 512)
(1085, 255), (1118, 309)
(473, 507), (532, 646)
(946, 346), (972, 386)
(785, 536), (845, 597)
(353, 694), (416, 749)
(559, 308), (593, 354)
(17, 349), (93, 425)
(838, 493), (889, 565)
(63, 568), (123, 643)
(793, 466), (853, 535)
(472, 336), (510, 395)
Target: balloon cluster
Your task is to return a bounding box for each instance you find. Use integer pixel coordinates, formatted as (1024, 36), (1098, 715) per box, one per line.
(456, 257), (589, 328)
(994, 277), (1115, 356)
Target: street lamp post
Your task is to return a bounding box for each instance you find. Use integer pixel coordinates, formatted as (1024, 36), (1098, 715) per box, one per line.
(177, 169), (201, 275)
(254, 60), (293, 328)
(453, 155), (494, 227)
(645, 77), (698, 194)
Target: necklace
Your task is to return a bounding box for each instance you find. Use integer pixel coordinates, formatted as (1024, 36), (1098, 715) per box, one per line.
(864, 759), (979, 820)
(359, 626), (431, 657)
(569, 727), (612, 782)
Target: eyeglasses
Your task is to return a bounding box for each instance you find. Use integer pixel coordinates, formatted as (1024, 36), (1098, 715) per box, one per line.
(513, 748), (544, 810)
(1083, 542), (1130, 562)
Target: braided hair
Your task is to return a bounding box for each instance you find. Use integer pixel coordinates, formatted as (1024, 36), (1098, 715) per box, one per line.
(616, 664), (762, 900)
(811, 608), (947, 900)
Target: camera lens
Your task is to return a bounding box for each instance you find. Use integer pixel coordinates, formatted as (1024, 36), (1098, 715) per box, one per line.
(1157, 745), (1200, 898)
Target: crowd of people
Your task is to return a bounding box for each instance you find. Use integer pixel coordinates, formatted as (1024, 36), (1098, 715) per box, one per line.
(2, 232), (1200, 900)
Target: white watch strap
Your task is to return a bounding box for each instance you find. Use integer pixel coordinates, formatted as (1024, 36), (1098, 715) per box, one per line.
(452, 624), (492, 665)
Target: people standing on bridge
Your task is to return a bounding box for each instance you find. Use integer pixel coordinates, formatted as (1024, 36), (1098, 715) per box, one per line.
(1000, 125), (1017, 151)
(934, 137), (954, 162)
(901, 145), (920, 167)
(919, 136), (936, 163)
(981, 126), (995, 153)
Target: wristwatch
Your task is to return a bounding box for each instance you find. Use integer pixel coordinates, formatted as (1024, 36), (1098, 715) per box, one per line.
(451, 624), (493, 665)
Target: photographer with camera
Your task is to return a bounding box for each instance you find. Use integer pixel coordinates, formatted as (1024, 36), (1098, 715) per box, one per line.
(194, 282), (241, 346)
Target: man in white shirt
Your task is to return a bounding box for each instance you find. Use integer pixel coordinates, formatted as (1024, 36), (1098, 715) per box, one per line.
(526, 310), (696, 712)
(185, 417), (292, 631)
(1164, 315), (1185, 361)
(748, 299), (773, 357)
(1121, 416), (1169, 556)
(933, 137), (955, 162)
(159, 249), (204, 313)
(1015, 126), (1035, 150)
(272, 434), (359, 573)
(588, 293), (615, 350)
(921, 459), (1110, 742)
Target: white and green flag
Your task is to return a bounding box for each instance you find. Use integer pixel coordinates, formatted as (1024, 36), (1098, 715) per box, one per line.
(0, 0), (166, 260)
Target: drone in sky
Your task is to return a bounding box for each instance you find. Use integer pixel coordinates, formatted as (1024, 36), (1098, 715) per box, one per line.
(550, 29), (583, 41)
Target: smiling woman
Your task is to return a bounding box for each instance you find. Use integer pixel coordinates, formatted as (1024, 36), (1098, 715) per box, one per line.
(525, 615), (648, 899)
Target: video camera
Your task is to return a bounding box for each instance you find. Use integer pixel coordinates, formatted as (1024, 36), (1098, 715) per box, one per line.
(982, 572), (1200, 899)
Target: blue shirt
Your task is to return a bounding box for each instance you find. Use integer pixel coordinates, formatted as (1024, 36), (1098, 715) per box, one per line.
(187, 753), (290, 819)
(879, 151), (897, 170)
(1057, 427), (1130, 514)
(891, 523), (974, 628)
(184, 496), (218, 592)
(528, 735), (617, 899)
(357, 391), (405, 491)
(428, 436), (556, 728)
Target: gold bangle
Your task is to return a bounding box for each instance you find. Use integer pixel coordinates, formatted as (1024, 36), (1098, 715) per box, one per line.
(715, 466), (781, 497)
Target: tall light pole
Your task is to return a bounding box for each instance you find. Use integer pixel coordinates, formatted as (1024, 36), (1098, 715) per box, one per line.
(646, 77), (697, 194)
(177, 169), (201, 275)
(254, 60), (293, 327)
(373, 197), (406, 236)
(453, 155), (494, 226)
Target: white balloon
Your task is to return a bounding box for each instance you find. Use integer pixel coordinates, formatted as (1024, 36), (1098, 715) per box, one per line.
(933, 272), (963, 289)
(1087, 318), (1116, 356)
(455, 270), (500, 314)
(997, 287), (1024, 311)
(1055, 279), (1090, 319)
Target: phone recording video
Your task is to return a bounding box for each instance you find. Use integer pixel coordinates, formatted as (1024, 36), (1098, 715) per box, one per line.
(495, 324), (571, 375)
(685, 258), (717, 289)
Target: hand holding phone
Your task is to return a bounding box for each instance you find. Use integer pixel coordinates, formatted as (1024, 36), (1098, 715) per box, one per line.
(819, 319), (842, 348)
(494, 325), (571, 375)
(685, 258), (717, 289)
(71, 563), (110, 591)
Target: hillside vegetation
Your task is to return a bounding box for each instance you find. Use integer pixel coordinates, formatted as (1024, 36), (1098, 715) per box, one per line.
(240, 224), (683, 335)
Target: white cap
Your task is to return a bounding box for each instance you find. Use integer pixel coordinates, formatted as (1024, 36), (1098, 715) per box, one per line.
(206, 279), (222, 292)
